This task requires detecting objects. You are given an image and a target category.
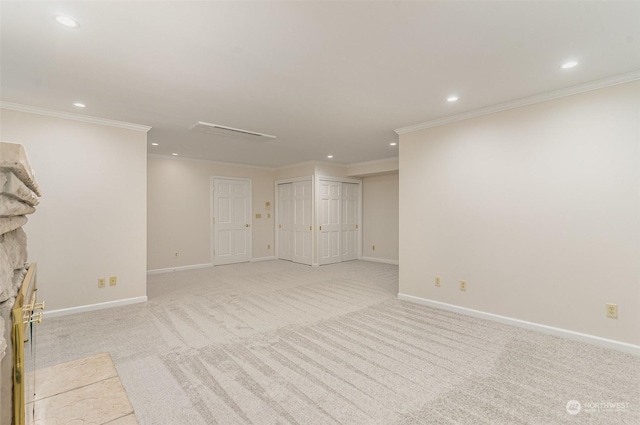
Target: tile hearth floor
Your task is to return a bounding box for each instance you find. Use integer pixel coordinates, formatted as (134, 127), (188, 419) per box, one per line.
(26, 352), (138, 425)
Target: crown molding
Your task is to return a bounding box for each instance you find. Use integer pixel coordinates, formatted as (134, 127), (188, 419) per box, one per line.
(150, 155), (400, 173)
(147, 153), (275, 171)
(314, 159), (347, 167)
(275, 160), (317, 170)
(395, 70), (640, 135)
(276, 159), (346, 171)
(347, 156), (398, 168)
(0, 101), (152, 132)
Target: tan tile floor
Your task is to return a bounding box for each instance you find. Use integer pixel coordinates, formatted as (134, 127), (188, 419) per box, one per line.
(26, 353), (137, 425)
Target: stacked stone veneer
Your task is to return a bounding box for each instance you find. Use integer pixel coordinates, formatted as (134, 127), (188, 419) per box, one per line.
(0, 142), (40, 423)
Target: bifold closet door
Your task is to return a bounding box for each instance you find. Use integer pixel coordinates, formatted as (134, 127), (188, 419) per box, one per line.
(319, 181), (342, 265)
(278, 183), (293, 261)
(291, 181), (313, 265)
(278, 181), (312, 265)
(341, 183), (359, 261)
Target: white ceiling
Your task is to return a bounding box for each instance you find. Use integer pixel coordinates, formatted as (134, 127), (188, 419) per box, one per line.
(1, 1), (639, 167)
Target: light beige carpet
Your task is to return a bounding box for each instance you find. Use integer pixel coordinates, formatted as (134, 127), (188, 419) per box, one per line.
(36, 260), (639, 424)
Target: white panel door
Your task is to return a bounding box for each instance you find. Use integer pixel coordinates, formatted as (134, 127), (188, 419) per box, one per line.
(214, 178), (251, 265)
(341, 183), (359, 261)
(292, 180), (313, 265)
(277, 183), (293, 261)
(319, 180), (342, 265)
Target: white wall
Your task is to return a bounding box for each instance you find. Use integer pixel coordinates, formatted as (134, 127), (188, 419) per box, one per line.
(147, 156), (275, 270)
(314, 163), (347, 178)
(275, 162), (315, 180)
(347, 157), (398, 177)
(275, 161), (347, 180)
(362, 173), (398, 263)
(0, 108), (148, 311)
(399, 81), (640, 345)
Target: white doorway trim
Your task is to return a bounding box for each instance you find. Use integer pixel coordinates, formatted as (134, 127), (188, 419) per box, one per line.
(210, 176), (253, 266)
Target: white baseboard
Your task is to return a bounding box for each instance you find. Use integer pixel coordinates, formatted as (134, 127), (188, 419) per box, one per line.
(361, 256), (399, 266)
(147, 263), (212, 274)
(43, 296), (148, 319)
(397, 293), (640, 356)
(250, 256), (277, 262)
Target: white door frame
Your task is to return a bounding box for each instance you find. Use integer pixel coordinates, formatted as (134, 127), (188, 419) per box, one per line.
(275, 176), (314, 262)
(315, 175), (362, 266)
(210, 176), (252, 265)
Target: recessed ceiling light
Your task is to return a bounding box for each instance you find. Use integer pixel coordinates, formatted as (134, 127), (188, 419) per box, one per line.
(172, 153), (178, 156)
(447, 96), (459, 102)
(73, 102), (86, 108)
(561, 61), (578, 69)
(327, 155), (333, 159)
(151, 143), (159, 146)
(390, 142), (397, 146)
(54, 15), (78, 28)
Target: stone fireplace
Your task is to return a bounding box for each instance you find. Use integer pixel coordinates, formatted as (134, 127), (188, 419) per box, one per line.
(0, 142), (42, 424)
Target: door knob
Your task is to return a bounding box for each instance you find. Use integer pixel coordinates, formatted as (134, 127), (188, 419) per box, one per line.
(245, 224), (250, 228)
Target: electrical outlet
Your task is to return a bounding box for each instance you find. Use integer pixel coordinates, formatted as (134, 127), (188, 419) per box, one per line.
(606, 303), (618, 319)
(460, 280), (467, 291)
(372, 245), (376, 251)
(435, 276), (441, 287)
(109, 276), (117, 286)
(174, 251), (179, 258)
(267, 244), (271, 250)
(98, 278), (106, 288)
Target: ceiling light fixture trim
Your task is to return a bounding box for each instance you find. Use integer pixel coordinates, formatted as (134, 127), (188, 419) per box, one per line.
(561, 61), (579, 69)
(54, 15), (78, 28)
